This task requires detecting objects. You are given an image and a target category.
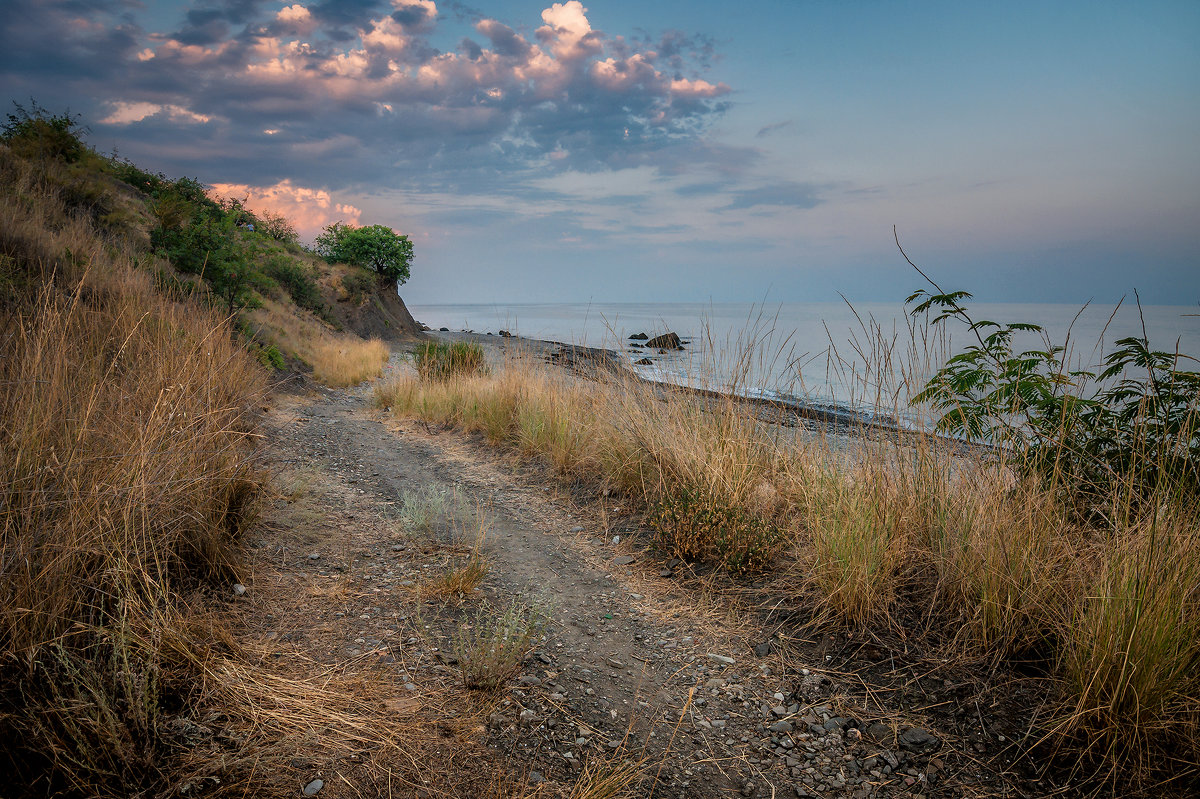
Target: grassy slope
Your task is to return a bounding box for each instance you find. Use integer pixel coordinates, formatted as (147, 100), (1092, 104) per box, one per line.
(0, 124), (417, 796)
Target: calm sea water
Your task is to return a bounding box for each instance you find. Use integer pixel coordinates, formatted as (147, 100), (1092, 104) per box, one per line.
(408, 301), (1200, 422)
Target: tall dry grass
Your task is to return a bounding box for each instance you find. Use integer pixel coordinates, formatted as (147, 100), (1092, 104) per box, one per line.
(1, 142), (268, 794)
(247, 297), (390, 386)
(376, 329), (1200, 790)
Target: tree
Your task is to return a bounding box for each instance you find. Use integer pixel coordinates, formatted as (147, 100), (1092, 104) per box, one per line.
(315, 222), (413, 287)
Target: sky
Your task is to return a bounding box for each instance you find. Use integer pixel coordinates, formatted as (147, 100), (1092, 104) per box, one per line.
(2, 0), (1198, 306)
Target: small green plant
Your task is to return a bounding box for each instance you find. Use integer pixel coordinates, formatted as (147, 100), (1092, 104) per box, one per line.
(452, 595), (549, 691)
(258, 344), (285, 371)
(649, 486), (782, 573)
(414, 341), (488, 382)
(396, 485), (451, 535)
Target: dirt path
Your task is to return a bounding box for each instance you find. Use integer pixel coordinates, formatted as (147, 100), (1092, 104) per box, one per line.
(244, 353), (1006, 798)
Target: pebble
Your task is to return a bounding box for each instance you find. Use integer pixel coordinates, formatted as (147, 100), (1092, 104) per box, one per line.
(232, 583), (246, 596)
(308, 553), (320, 560)
(708, 653), (735, 666)
(570, 526), (584, 533)
(302, 779), (324, 796)
(899, 726), (940, 754)
(519, 709), (539, 726)
(613, 555), (636, 566)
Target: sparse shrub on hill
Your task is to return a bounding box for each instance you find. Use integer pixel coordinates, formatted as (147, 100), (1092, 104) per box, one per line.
(257, 209), (298, 243)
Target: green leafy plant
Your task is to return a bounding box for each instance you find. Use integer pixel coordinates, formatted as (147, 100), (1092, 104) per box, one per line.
(315, 221), (413, 287)
(907, 277), (1199, 501)
(258, 344), (285, 371)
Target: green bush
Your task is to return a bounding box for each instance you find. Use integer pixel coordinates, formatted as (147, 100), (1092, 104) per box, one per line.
(2, 101), (89, 164)
(649, 487), (782, 573)
(340, 269), (373, 304)
(909, 288), (1200, 503)
(264, 255), (322, 313)
(258, 344), (285, 371)
(414, 341), (488, 382)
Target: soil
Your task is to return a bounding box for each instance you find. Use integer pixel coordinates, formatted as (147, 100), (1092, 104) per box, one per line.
(240, 345), (1057, 798)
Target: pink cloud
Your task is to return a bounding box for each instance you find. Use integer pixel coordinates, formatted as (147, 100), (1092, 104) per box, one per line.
(208, 180), (363, 240)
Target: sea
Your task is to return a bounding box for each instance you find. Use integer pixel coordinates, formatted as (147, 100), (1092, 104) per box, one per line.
(407, 301), (1200, 428)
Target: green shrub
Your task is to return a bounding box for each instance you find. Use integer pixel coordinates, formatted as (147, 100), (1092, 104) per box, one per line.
(2, 101), (89, 164)
(340, 268), (374, 304)
(452, 596), (549, 691)
(909, 288), (1200, 504)
(264, 255), (323, 313)
(414, 341), (488, 382)
(649, 487), (782, 573)
(258, 344), (285, 371)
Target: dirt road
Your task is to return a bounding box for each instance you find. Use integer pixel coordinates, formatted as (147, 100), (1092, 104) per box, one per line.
(241, 352), (1008, 798)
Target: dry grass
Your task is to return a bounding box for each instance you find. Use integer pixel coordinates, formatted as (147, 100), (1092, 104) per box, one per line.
(0, 143), (268, 794)
(453, 595), (551, 691)
(247, 297), (389, 387)
(376, 332), (1200, 791)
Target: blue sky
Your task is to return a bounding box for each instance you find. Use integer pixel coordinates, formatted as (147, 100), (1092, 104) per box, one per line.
(2, 0), (1197, 305)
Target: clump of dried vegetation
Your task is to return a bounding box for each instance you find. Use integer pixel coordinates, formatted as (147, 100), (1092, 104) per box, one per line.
(0, 106), (443, 797)
(377, 277), (1200, 793)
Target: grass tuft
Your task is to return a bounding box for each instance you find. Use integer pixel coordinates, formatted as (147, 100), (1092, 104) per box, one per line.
(453, 596), (550, 691)
(415, 340), (488, 381)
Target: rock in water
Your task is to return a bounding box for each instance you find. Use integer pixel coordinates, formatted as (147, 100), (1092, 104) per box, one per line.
(629, 332), (648, 340)
(645, 332), (682, 349)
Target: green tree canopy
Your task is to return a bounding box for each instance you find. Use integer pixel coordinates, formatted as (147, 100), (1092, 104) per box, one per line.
(315, 222), (413, 287)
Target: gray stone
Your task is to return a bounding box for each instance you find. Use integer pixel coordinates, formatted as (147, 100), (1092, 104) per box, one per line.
(753, 641), (772, 657)
(769, 720), (793, 734)
(613, 555), (636, 566)
(518, 675), (541, 686)
(308, 553), (321, 560)
(866, 722), (893, 744)
(899, 726), (940, 754)
(302, 779), (324, 796)
(707, 653), (735, 666)
(232, 583), (247, 596)
(519, 709), (539, 726)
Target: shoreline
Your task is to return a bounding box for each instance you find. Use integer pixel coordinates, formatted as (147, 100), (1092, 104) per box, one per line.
(422, 327), (982, 455)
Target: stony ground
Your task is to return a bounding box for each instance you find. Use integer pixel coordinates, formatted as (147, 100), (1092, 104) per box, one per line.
(240, 350), (1032, 798)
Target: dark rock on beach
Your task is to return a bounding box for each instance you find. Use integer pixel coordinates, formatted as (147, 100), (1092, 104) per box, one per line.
(634, 357), (653, 365)
(646, 332), (683, 350)
(629, 332), (648, 340)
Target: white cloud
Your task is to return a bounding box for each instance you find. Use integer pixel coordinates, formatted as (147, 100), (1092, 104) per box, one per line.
(100, 101), (211, 125)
